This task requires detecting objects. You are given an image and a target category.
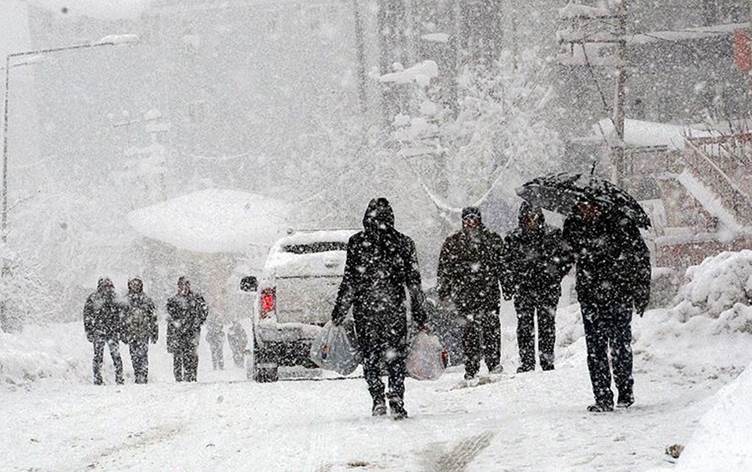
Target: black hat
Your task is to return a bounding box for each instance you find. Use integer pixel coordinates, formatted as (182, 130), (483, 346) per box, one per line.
(462, 207), (482, 221)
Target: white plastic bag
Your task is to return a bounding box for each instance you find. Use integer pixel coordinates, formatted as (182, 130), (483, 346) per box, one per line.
(406, 332), (448, 381)
(309, 320), (361, 375)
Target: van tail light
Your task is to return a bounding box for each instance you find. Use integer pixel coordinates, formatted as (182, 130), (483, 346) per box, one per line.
(260, 287), (276, 319)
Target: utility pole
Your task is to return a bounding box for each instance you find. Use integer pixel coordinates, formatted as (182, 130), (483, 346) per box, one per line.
(612, 0), (627, 187)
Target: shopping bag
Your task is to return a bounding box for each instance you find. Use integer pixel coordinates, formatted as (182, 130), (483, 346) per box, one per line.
(309, 320), (361, 375)
(406, 332), (448, 381)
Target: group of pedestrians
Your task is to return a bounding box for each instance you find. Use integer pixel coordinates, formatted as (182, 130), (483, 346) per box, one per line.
(83, 276), (249, 385)
(331, 197), (650, 419)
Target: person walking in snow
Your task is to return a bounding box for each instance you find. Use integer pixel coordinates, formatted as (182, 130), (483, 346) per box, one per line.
(437, 207), (505, 384)
(83, 277), (124, 385)
(227, 321), (249, 368)
(205, 319), (225, 371)
(502, 203), (569, 373)
(166, 277), (209, 382)
(122, 278), (157, 384)
(562, 199), (651, 412)
(331, 198), (427, 420)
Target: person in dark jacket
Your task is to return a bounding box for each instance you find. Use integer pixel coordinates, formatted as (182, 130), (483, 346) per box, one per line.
(502, 203), (569, 373)
(83, 277), (124, 385)
(562, 200), (651, 412)
(122, 278), (157, 384)
(227, 321), (249, 368)
(205, 319), (225, 371)
(437, 207), (505, 383)
(331, 198), (427, 420)
(166, 277), (209, 382)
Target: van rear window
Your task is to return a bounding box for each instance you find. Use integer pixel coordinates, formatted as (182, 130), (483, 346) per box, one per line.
(283, 242), (348, 254)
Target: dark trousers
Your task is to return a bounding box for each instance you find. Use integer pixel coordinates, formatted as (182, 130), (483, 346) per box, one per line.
(515, 295), (557, 371)
(93, 336), (123, 385)
(129, 340), (150, 384)
(173, 345), (199, 382)
(362, 337), (407, 406)
(462, 310), (501, 379)
(581, 300), (634, 406)
(210, 344), (224, 370)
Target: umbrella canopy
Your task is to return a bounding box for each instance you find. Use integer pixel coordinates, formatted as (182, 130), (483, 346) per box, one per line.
(515, 173), (651, 228)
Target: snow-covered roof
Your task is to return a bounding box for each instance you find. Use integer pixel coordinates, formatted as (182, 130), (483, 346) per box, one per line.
(27, 0), (151, 20)
(597, 119), (716, 151)
(378, 61), (439, 87)
(127, 189), (291, 254)
(558, 3), (610, 19)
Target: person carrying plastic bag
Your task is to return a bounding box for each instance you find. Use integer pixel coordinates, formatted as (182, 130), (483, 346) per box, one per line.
(310, 319), (361, 376)
(406, 331), (448, 381)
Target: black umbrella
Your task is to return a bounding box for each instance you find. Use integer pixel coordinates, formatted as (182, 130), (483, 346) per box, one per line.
(515, 172), (651, 228)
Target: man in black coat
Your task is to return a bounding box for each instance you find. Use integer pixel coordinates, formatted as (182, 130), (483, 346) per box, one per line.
(437, 207), (505, 383)
(563, 200), (651, 412)
(502, 203), (569, 373)
(83, 277), (124, 385)
(122, 278), (157, 384)
(166, 277), (209, 382)
(331, 198), (427, 420)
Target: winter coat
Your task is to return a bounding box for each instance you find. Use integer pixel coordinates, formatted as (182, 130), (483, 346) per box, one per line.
(83, 288), (123, 342)
(166, 292), (209, 353)
(437, 226), (505, 313)
(562, 209), (651, 309)
(331, 198), (426, 349)
(205, 323), (225, 348)
(502, 204), (569, 301)
(227, 324), (248, 354)
(122, 293), (158, 344)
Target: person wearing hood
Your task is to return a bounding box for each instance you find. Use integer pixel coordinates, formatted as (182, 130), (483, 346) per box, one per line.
(205, 319), (225, 371)
(227, 321), (249, 368)
(166, 277), (209, 382)
(122, 278), (157, 384)
(562, 200), (651, 412)
(331, 198), (427, 420)
(83, 277), (124, 385)
(502, 203), (569, 373)
(437, 207), (505, 384)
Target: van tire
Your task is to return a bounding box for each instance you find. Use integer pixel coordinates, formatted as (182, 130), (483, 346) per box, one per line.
(254, 364), (279, 383)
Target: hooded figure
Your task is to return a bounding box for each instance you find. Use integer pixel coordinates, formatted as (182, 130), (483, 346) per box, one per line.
(166, 277), (209, 382)
(562, 200), (651, 412)
(205, 319), (225, 370)
(227, 321), (249, 368)
(437, 207), (505, 383)
(502, 202), (569, 373)
(331, 198), (427, 419)
(122, 278), (157, 384)
(83, 277), (124, 385)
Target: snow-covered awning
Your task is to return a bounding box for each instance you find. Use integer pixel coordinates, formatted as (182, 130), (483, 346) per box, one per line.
(127, 189), (291, 254)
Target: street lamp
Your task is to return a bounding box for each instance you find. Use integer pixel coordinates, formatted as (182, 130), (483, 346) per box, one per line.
(1, 34), (140, 244)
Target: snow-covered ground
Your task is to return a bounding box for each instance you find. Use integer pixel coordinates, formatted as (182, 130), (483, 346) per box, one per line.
(3, 251), (752, 471)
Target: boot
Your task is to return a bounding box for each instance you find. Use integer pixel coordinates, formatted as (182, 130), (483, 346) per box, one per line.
(616, 392), (634, 409)
(587, 402), (614, 413)
(388, 397), (408, 420)
(372, 397), (387, 417)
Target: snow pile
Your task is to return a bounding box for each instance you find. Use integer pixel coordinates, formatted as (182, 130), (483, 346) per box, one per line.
(127, 189), (291, 254)
(669, 361), (752, 471)
(672, 251), (752, 329)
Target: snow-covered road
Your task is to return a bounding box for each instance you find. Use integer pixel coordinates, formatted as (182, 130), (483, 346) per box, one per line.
(2, 359), (729, 472)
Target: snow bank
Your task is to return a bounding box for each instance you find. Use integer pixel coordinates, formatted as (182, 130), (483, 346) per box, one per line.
(670, 361), (752, 471)
(127, 189), (291, 254)
(0, 323), (90, 385)
(26, 0), (151, 20)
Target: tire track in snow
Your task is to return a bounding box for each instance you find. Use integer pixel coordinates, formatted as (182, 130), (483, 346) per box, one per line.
(422, 431), (494, 472)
